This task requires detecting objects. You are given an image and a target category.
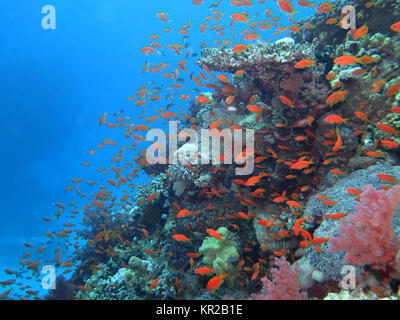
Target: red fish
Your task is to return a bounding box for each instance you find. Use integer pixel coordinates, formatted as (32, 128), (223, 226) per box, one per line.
(206, 273), (228, 291)
(149, 278), (159, 291)
(195, 267), (215, 275)
(172, 234), (191, 243)
(206, 228), (224, 240)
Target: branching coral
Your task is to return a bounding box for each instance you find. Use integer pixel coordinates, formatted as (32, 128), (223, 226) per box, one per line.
(329, 185), (400, 270)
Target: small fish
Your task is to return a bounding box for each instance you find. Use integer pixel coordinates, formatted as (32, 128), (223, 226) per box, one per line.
(286, 200), (303, 209)
(194, 267), (215, 275)
(349, 25), (368, 40)
(324, 114), (348, 125)
(149, 278), (159, 291)
(376, 173), (398, 184)
(322, 200), (338, 206)
(376, 123), (398, 135)
(326, 91), (348, 107)
(142, 228), (149, 240)
(390, 21), (400, 33)
(330, 169), (345, 175)
(206, 228), (224, 240)
(294, 216), (309, 236)
(334, 55), (360, 66)
(323, 213), (348, 220)
(291, 160), (313, 170)
(365, 151), (385, 158)
(172, 234), (191, 243)
(177, 209), (192, 218)
(99, 113), (107, 125)
(232, 44), (249, 53)
(206, 273), (228, 291)
(346, 188), (362, 196)
(294, 59), (315, 69)
(380, 140), (398, 149)
(279, 95), (294, 108)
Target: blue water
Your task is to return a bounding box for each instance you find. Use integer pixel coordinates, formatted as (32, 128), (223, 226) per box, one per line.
(0, 0), (318, 299)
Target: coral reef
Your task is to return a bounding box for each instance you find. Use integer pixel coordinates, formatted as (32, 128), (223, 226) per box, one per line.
(10, 0), (400, 302)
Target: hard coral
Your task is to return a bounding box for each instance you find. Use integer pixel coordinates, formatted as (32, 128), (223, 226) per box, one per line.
(329, 185), (400, 270)
(196, 39), (315, 94)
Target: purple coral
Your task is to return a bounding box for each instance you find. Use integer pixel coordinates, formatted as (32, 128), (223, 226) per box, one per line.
(329, 185), (400, 270)
(251, 257), (307, 300)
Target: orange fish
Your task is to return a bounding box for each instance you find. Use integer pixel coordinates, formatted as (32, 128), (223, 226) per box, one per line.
(286, 200), (303, 209)
(279, 95), (294, 108)
(146, 193), (160, 203)
(207, 273), (228, 291)
(157, 12), (170, 23)
(323, 200), (338, 206)
(386, 82), (400, 96)
(194, 267), (215, 275)
(376, 173), (398, 184)
(346, 188), (361, 196)
(330, 169), (345, 175)
(196, 95), (212, 104)
(210, 120), (222, 129)
(380, 140), (398, 149)
(294, 59), (315, 69)
(149, 278), (159, 291)
(278, 0), (294, 15)
(334, 55), (360, 66)
(247, 104), (262, 122)
(324, 114), (348, 125)
(323, 213), (348, 220)
(291, 160), (313, 170)
(390, 21), (400, 33)
(333, 127), (342, 152)
(206, 228), (224, 240)
(365, 151), (385, 158)
(232, 44), (249, 54)
(326, 91), (348, 107)
(316, 1), (333, 13)
(376, 123), (398, 135)
(294, 216), (309, 236)
(350, 25), (368, 40)
(99, 113), (107, 126)
(177, 209), (192, 218)
(311, 238), (330, 244)
(142, 228), (149, 240)
(172, 234), (191, 243)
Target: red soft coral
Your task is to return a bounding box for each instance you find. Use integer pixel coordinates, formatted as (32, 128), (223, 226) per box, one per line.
(250, 257), (307, 300)
(329, 185), (400, 270)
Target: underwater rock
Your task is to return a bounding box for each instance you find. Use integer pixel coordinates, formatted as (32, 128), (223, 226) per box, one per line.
(197, 39), (315, 94)
(253, 204), (296, 253)
(298, 163), (400, 283)
(137, 201), (165, 231)
(45, 276), (76, 300)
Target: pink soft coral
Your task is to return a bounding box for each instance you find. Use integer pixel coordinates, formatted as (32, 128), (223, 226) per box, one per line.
(329, 185), (400, 270)
(250, 257), (307, 300)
